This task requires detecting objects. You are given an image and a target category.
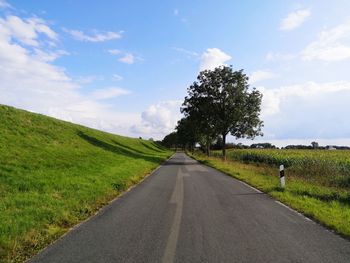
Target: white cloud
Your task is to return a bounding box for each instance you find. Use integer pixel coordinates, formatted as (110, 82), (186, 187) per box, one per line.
(75, 75), (100, 84)
(199, 48), (232, 71)
(112, 74), (123, 81)
(63, 28), (122, 42)
(174, 9), (179, 16)
(108, 49), (139, 64)
(0, 15), (57, 47)
(260, 81), (350, 116)
(33, 49), (69, 62)
(0, 0), (10, 8)
(257, 81), (350, 140)
(119, 53), (135, 64)
(280, 9), (310, 31)
(302, 21), (350, 61)
(0, 14), (139, 136)
(27, 17), (57, 40)
(172, 47), (199, 57)
(250, 70), (275, 84)
(131, 100), (182, 138)
(108, 49), (121, 55)
(90, 87), (130, 100)
(266, 52), (296, 61)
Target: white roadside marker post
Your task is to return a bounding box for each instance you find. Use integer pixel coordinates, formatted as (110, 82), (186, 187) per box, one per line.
(279, 165), (285, 188)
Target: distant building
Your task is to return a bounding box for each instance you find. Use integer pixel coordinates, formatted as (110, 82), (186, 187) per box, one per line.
(326, 145), (336, 150)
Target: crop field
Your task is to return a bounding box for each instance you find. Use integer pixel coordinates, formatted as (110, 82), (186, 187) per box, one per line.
(212, 149), (350, 188)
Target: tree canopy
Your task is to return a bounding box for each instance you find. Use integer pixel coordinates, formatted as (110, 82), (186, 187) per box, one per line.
(162, 66), (263, 159)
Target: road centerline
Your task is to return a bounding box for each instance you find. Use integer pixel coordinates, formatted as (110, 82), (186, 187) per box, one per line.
(162, 166), (185, 263)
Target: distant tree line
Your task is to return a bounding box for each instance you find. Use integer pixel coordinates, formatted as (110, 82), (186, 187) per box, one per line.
(161, 66), (264, 159)
(161, 132), (350, 152)
(283, 144), (350, 150)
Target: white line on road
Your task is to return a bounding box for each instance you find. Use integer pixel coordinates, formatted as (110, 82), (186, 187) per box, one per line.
(162, 167), (185, 263)
(275, 201), (312, 222)
(238, 181), (262, 193)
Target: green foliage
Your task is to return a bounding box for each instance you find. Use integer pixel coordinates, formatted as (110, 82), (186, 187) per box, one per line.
(192, 153), (350, 238)
(211, 149), (350, 188)
(161, 132), (178, 149)
(175, 116), (198, 151)
(181, 66), (263, 157)
(0, 104), (172, 263)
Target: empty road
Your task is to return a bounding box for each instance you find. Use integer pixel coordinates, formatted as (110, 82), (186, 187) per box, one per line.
(30, 153), (350, 263)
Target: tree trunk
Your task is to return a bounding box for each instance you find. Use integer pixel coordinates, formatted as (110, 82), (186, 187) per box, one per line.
(206, 136), (211, 157)
(222, 133), (226, 161)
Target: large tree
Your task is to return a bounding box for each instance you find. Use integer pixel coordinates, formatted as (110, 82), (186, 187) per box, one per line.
(176, 116), (199, 152)
(182, 66), (263, 159)
(181, 82), (218, 156)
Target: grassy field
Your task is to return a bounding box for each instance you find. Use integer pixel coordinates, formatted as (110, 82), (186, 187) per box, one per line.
(191, 150), (350, 239)
(0, 105), (172, 263)
(211, 149), (350, 188)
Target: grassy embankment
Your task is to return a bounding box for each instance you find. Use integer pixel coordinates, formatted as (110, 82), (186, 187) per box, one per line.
(191, 149), (350, 238)
(0, 105), (172, 263)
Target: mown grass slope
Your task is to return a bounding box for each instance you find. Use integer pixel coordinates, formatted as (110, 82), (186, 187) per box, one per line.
(0, 105), (172, 263)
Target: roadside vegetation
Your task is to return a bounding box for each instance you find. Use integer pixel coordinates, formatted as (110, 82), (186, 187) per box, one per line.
(162, 66), (263, 159)
(159, 64), (350, 239)
(0, 105), (172, 263)
(212, 149), (350, 188)
(190, 150), (350, 238)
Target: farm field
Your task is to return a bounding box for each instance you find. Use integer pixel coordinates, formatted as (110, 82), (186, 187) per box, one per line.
(0, 105), (172, 263)
(212, 149), (350, 188)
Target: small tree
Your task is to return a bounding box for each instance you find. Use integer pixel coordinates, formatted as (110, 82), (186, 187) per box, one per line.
(161, 132), (178, 149)
(311, 141), (319, 149)
(176, 117), (198, 152)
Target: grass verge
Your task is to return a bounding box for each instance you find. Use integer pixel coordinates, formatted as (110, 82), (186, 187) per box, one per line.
(190, 152), (350, 239)
(211, 148), (350, 188)
(0, 105), (173, 263)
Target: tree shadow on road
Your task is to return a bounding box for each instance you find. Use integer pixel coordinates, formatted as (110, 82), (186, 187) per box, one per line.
(163, 160), (197, 166)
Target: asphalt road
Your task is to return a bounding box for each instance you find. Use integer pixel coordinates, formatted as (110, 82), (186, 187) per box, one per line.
(30, 153), (350, 263)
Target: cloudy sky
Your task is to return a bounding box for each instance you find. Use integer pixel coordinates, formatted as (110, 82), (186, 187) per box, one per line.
(1, 0), (350, 146)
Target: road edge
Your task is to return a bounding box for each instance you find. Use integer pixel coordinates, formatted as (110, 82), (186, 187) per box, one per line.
(186, 152), (350, 242)
(27, 152), (176, 263)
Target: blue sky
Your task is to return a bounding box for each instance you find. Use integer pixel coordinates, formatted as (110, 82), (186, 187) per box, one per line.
(1, 0), (350, 146)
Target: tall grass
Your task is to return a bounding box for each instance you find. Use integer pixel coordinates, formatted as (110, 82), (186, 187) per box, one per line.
(212, 149), (350, 188)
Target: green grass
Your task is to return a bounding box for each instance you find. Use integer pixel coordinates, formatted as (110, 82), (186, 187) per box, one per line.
(211, 148), (350, 188)
(190, 152), (350, 239)
(0, 105), (172, 263)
